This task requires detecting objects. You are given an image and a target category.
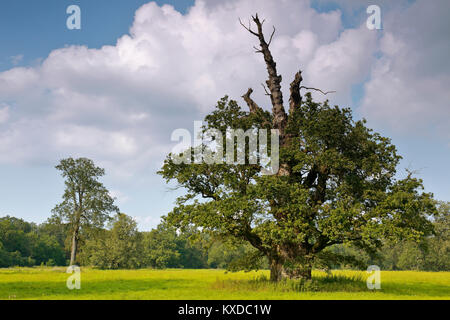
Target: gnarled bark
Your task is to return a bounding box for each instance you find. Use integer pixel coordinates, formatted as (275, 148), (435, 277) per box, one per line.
(242, 88), (261, 114)
(240, 14), (287, 133)
(289, 71), (303, 114)
(239, 14), (333, 281)
(269, 257), (284, 282)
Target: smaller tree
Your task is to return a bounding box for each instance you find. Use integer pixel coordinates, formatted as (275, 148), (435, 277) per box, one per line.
(383, 201), (450, 271)
(52, 157), (118, 266)
(142, 224), (181, 269)
(141, 223), (209, 269)
(86, 213), (142, 269)
(39, 215), (71, 260)
(0, 216), (33, 257)
(29, 233), (66, 266)
(175, 228), (209, 269)
(207, 240), (266, 270)
(424, 201), (450, 270)
(0, 216), (65, 267)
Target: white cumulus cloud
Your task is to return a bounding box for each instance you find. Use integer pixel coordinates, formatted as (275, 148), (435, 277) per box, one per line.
(2, 0), (435, 180)
(360, 0), (450, 142)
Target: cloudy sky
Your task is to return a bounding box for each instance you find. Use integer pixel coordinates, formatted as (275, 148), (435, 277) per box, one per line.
(0, 0), (449, 230)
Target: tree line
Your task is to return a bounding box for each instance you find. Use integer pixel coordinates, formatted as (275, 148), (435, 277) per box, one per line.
(0, 213), (256, 269)
(1, 200), (448, 271)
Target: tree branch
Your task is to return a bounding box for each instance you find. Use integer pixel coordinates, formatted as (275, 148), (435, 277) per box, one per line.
(242, 88), (261, 114)
(261, 83), (271, 96)
(289, 70), (303, 114)
(239, 18), (258, 36)
(267, 26), (276, 47)
(240, 14), (287, 132)
(300, 86), (336, 96)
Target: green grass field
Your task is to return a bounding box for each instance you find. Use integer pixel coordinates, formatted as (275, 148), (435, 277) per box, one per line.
(0, 268), (449, 300)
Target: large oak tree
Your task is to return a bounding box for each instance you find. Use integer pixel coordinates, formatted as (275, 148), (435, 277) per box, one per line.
(159, 15), (437, 280)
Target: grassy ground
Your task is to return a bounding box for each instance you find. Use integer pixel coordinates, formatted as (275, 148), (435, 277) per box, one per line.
(0, 268), (449, 300)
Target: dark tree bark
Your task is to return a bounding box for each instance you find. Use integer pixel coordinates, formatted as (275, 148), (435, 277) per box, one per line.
(240, 14), (287, 133)
(289, 71), (303, 114)
(240, 14), (317, 280)
(69, 225), (79, 266)
(269, 257), (283, 282)
(242, 88), (262, 114)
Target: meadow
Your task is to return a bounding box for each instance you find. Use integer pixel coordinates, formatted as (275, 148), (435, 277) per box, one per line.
(0, 268), (449, 300)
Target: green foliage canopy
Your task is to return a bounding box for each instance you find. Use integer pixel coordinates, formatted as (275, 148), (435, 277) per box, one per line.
(159, 94), (437, 280)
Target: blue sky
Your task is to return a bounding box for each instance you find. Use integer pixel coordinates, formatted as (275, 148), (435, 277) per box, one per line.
(0, 0), (193, 71)
(0, 0), (449, 230)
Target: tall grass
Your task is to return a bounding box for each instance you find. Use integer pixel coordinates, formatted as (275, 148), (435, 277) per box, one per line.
(212, 271), (367, 292)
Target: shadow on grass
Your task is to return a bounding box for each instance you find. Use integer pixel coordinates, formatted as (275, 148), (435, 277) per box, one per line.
(212, 273), (368, 293)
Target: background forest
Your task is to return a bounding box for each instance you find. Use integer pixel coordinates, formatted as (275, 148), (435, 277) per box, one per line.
(1, 200), (448, 271)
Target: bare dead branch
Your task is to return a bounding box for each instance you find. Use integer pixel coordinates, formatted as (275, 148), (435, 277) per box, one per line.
(261, 83), (271, 96)
(300, 86), (336, 95)
(267, 26), (276, 47)
(242, 88), (262, 114)
(240, 14), (287, 132)
(239, 18), (259, 37)
(253, 46), (263, 53)
(289, 70), (303, 114)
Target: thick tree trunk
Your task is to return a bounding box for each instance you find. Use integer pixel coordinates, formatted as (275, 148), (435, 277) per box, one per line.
(278, 245), (314, 281)
(269, 257), (312, 281)
(69, 225), (79, 266)
(301, 267), (312, 280)
(283, 265), (313, 280)
(240, 15), (320, 282)
(291, 258), (313, 280)
(294, 265), (312, 280)
(269, 258), (283, 282)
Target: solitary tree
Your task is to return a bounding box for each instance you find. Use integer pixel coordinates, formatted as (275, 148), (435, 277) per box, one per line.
(52, 157), (118, 266)
(159, 15), (437, 281)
